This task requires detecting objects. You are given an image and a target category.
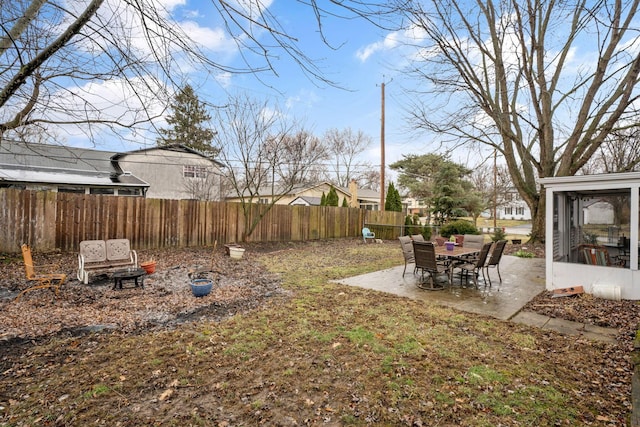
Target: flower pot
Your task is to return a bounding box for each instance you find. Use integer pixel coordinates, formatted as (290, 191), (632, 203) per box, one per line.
(224, 244), (241, 255)
(191, 279), (213, 297)
(140, 260), (157, 274)
(445, 242), (455, 251)
(229, 247), (245, 259)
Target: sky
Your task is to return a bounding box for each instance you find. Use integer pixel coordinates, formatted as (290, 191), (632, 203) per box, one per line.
(63, 0), (445, 182)
(175, 0), (425, 177)
(19, 0), (640, 186)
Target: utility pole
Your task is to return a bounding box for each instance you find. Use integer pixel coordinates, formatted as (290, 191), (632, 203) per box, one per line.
(380, 81), (385, 211)
(493, 148), (497, 229)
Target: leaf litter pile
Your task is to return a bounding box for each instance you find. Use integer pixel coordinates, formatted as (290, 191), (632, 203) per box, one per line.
(0, 246), (286, 339)
(0, 239), (638, 426)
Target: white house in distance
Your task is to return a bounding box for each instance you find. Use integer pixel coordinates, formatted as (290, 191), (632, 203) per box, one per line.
(499, 187), (532, 220)
(540, 172), (640, 300)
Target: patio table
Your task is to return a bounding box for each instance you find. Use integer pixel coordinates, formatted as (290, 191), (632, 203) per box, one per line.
(435, 245), (481, 286)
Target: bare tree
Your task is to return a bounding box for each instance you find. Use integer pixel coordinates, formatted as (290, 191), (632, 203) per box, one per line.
(0, 1), (388, 145)
(469, 164), (512, 221)
(392, 0), (640, 242)
(214, 95), (325, 241)
(182, 168), (221, 201)
(583, 125), (640, 174)
(322, 127), (376, 188)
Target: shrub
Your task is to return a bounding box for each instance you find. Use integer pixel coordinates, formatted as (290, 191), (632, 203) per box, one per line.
(491, 227), (507, 242)
(514, 250), (534, 258)
(439, 220), (478, 238)
(404, 215), (431, 239)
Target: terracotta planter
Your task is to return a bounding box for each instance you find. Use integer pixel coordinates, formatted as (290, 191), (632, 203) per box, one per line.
(140, 260), (157, 274)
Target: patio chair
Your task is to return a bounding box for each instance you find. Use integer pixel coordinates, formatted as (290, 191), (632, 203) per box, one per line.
(460, 234), (484, 260)
(579, 244), (621, 267)
(16, 244), (67, 301)
(413, 241), (449, 290)
(484, 240), (507, 284)
(362, 227), (375, 243)
(399, 236), (415, 276)
(462, 234), (484, 250)
(454, 242), (493, 287)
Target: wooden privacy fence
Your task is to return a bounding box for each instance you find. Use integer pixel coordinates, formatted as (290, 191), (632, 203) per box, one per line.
(0, 189), (404, 253)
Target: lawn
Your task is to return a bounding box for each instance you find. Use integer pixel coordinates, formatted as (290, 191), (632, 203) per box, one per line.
(0, 239), (630, 426)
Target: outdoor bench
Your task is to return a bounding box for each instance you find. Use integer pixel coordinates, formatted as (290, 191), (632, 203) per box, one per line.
(77, 239), (138, 284)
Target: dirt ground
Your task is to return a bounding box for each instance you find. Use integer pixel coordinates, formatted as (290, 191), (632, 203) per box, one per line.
(0, 239), (638, 425)
(0, 244), (287, 340)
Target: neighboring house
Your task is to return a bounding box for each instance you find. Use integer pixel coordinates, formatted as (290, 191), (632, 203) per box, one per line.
(583, 199), (614, 224)
(225, 180), (382, 210)
(0, 141), (224, 200)
(498, 188), (532, 220)
(0, 140), (148, 196)
(113, 144), (224, 200)
(404, 196), (427, 216)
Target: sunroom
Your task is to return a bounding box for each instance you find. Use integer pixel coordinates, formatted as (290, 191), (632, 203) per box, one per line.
(540, 172), (640, 300)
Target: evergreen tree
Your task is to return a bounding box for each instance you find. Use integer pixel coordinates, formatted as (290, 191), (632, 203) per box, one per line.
(385, 182), (402, 212)
(326, 186), (339, 206)
(320, 192), (326, 206)
(157, 84), (218, 155)
(342, 197), (348, 207)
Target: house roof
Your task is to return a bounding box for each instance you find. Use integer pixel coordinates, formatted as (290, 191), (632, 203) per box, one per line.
(0, 140), (116, 171)
(226, 181), (381, 202)
(112, 144), (225, 168)
(289, 196), (322, 206)
(0, 141), (148, 187)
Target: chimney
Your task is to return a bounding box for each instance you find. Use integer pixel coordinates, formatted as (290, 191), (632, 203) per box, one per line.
(348, 179), (358, 208)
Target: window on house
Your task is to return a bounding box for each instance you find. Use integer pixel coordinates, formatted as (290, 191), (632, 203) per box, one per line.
(553, 190), (631, 268)
(89, 187), (114, 195)
(58, 187), (86, 194)
(183, 165), (208, 178)
(117, 188), (142, 196)
(259, 198), (270, 204)
(516, 207), (524, 215)
(504, 207), (513, 215)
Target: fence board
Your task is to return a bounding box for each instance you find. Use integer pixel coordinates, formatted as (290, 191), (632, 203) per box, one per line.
(0, 189), (404, 253)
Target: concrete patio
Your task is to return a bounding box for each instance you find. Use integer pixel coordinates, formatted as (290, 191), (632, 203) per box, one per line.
(334, 255), (545, 321)
(334, 254), (619, 343)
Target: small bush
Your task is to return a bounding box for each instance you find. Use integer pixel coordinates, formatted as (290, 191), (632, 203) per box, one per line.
(491, 227), (507, 242)
(439, 220), (478, 238)
(514, 250), (534, 258)
(404, 215), (431, 239)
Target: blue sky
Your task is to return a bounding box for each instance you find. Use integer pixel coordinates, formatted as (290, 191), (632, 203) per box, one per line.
(184, 0), (416, 172)
(151, 0), (421, 176)
(63, 0), (425, 178)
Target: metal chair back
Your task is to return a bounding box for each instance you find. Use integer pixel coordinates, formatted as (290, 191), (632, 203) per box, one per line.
(413, 241), (439, 274)
(487, 240), (507, 267)
(475, 242), (493, 267)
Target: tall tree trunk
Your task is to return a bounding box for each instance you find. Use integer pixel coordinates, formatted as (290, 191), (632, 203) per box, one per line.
(528, 190), (546, 244)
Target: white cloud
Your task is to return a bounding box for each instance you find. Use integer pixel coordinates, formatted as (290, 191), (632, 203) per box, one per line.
(180, 21), (236, 52)
(356, 25), (427, 62)
(215, 72), (233, 88)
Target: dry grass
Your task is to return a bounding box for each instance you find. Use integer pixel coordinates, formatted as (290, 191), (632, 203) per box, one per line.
(0, 239), (631, 426)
